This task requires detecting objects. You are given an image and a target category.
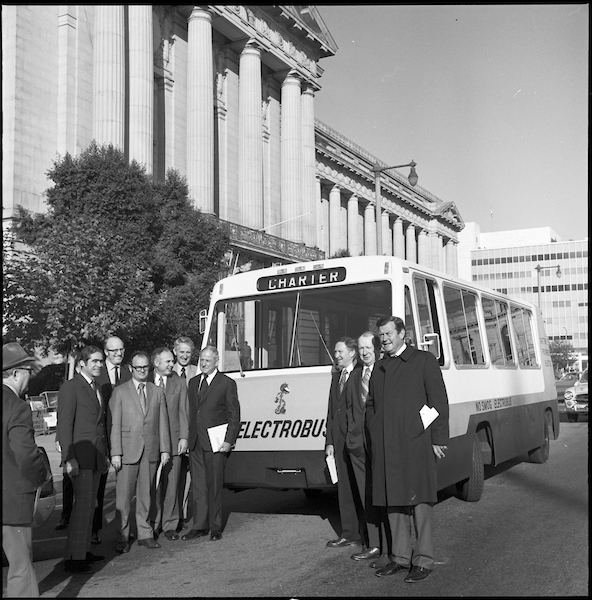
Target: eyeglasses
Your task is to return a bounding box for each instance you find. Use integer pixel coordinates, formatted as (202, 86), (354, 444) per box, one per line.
(131, 365), (150, 371)
(106, 348), (125, 354)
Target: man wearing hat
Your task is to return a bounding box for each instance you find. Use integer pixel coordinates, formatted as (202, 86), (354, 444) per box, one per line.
(2, 342), (51, 597)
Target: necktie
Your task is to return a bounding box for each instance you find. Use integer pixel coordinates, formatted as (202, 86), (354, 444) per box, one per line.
(138, 383), (147, 415)
(114, 366), (120, 386)
(180, 367), (186, 380)
(339, 369), (348, 395)
(91, 381), (102, 407)
(361, 367), (371, 403)
(158, 376), (165, 388)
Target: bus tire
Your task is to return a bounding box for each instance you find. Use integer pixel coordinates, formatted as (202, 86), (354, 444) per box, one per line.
(528, 417), (550, 464)
(456, 435), (484, 502)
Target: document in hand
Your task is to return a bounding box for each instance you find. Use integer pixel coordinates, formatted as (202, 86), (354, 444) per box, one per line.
(326, 454), (338, 484)
(419, 404), (439, 430)
(208, 423), (228, 452)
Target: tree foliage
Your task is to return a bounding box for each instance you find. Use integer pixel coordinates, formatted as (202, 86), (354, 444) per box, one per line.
(549, 339), (577, 374)
(3, 143), (229, 356)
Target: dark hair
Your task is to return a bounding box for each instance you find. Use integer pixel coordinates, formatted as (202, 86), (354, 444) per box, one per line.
(358, 331), (381, 355)
(79, 345), (103, 364)
(376, 316), (406, 334)
(130, 350), (150, 365)
(337, 337), (358, 353)
(151, 346), (170, 365)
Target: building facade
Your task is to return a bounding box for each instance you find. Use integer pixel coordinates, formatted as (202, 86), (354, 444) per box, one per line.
(3, 5), (463, 273)
(458, 223), (589, 371)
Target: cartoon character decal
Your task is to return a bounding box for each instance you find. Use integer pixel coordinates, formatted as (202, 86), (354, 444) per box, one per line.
(274, 383), (290, 414)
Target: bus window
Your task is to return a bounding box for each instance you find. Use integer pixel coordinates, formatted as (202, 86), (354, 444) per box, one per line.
(413, 276), (444, 365)
(511, 305), (539, 368)
(404, 285), (417, 347)
(209, 281), (392, 372)
(482, 297), (515, 367)
(443, 285), (485, 367)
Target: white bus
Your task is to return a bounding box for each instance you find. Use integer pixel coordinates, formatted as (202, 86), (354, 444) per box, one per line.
(202, 255), (559, 501)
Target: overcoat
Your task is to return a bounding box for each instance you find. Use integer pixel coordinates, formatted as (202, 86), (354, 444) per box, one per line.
(366, 346), (449, 506)
(2, 385), (50, 525)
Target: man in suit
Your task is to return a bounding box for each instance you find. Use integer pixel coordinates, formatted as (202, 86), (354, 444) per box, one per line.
(2, 343), (51, 597)
(171, 336), (198, 530)
(348, 331), (389, 565)
(57, 336), (132, 542)
(182, 346), (240, 542)
(110, 350), (171, 553)
(325, 337), (363, 549)
(56, 345), (109, 573)
(149, 347), (188, 540)
(366, 316), (449, 582)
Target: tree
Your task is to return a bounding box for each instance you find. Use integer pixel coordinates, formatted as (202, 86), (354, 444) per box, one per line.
(3, 143), (229, 356)
(549, 339), (577, 375)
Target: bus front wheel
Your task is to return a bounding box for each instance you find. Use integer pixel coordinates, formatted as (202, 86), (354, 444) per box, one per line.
(528, 416), (550, 464)
(456, 435), (484, 502)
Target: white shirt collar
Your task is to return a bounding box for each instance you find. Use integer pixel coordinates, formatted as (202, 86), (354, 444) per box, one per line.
(80, 371), (94, 386)
(202, 369), (217, 383)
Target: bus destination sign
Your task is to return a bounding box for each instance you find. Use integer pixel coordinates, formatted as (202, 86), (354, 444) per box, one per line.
(257, 267), (346, 292)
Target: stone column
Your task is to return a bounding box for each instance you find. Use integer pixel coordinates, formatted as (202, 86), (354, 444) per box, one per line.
(128, 5), (153, 172)
(280, 71), (302, 242)
(418, 229), (430, 267)
(406, 224), (417, 263)
(364, 203), (376, 255)
(329, 185), (342, 256)
(393, 217), (405, 259)
(347, 195), (360, 257)
(315, 176), (323, 250)
(93, 5), (125, 148)
(446, 240), (458, 277)
(238, 40), (263, 229)
(301, 83), (316, 248)
(432, 232), (443, 272)
(187, 7), (214, 213)
(381, 212), (392, 256)
(57, 7), (77, 155)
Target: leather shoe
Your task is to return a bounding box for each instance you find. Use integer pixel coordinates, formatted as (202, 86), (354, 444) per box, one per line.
(326, 537), (361, 548)
(85, 552), (105, 563)
(210, 531), (222, 541)
(115, 541), (130, 554)
(351, 547), (380, 561)
(64, 559), (93, 573)
(404, 566), (432, 582)
(90, 533), (101, 545)
(375, 561), (409, 577)
(138, 537), (161, 549)
(55, 518), (68, 530)
(182, 529), (209, 541)
(163, 530), (179, 541)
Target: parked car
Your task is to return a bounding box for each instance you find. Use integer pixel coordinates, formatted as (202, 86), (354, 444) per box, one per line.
(555, 371), (581, 398)
(563, 369), (588, 422)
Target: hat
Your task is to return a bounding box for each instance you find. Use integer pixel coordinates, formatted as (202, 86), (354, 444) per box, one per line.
(2, 342), (37, 371)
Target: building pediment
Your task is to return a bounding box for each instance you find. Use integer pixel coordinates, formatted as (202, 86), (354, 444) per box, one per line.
(433, 201), (465, 229)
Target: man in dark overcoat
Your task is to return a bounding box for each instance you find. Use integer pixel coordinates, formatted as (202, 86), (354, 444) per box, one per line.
(366, 316), (449, 583)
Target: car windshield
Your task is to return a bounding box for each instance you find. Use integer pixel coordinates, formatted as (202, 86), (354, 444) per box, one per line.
(580, 370), (588, 384)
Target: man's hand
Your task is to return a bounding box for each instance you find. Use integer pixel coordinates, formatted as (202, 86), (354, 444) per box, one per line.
(178, 438), (188, 455)
(432, 444), (447, 459)
(111, 456), (122, 472)
(55, 440), (62, 453)
(160, 452), (170, 466)
(325, 444), (334, 457)
(65, 458), (80, 477)
(217, 442), (232, 454)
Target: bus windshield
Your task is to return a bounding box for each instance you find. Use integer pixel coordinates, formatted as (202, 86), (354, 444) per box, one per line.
(207, 280), (392, 372)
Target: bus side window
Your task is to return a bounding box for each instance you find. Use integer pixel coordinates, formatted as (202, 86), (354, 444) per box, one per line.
(404, 285), (417, 347)
(511, 305), (539, 368)
(413, 277), (444, 365)
(482, 297), (515, 367)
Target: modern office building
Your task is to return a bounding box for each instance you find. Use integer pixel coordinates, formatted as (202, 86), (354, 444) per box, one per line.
(2, 5), (463, 275)
(458, 223), (588, 371)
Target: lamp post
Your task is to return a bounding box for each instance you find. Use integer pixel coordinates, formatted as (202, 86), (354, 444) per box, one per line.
(534, 263), (561, 309)
(372, 161), (418, 255)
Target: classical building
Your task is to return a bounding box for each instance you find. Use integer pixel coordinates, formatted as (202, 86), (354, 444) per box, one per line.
(3, 5), (463, 274)
(458, 223), (589, 371)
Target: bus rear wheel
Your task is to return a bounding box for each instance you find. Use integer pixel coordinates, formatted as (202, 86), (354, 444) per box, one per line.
(456, 435), (484, 502)
(528, 417), (550, 464)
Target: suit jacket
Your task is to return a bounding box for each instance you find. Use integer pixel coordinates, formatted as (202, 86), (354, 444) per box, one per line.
(325, 364), (357, 447)
(151, 372), (189, 455)
(187, 371), (240, 452)
(56, 373), (109, 471)
(345, 363), (366, 456)
(95, 361), (132, 404)
(366, 346), (450, 506)
(172, 363), (199, 384)
(109, 379), (171, 464)
(2, 385), (50, 525)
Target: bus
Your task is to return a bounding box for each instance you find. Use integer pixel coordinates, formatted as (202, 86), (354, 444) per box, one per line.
(202, 255), (559, 501)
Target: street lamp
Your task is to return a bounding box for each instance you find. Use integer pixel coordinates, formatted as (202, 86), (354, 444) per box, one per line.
(534, 263), (561, 308)
(372, 161), (418, 255)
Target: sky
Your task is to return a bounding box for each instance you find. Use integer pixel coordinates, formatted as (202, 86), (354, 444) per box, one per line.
(313, 4), (589, 242)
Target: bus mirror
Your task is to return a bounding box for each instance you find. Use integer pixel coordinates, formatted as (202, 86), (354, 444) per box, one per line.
(199, 309), (207, 334)
(420, 333), (441, 360)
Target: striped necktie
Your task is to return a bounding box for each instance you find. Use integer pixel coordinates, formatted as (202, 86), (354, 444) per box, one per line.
(339, 369), (348, 395)
(361, 367), (371, 403)
(138, 383), (147, 415)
